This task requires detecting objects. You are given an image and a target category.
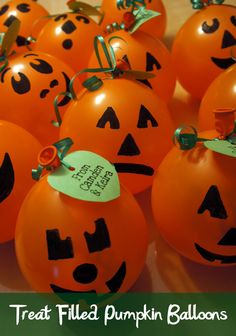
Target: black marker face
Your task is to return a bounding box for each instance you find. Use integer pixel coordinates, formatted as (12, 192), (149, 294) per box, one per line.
(48, 217), (126, 293)
(96, 107), (120, 129)
(0, 153), (15, 203)
(195, 185), (236, 264)
(17, 3), (31, 13)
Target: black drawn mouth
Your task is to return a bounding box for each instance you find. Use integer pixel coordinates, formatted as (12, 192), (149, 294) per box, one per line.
(195, 243), (236, 264)
(114, 163), (154, 176)
(0, 153), (14, 203)
(50, 261), (126, 294)
(211, 56), (236, 70)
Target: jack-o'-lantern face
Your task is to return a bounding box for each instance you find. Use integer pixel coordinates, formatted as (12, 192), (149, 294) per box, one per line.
(0, 0), (49, 51)
(0, 120), (41, 243)
(15, 177), (148, 293)
(88, 30), (176, 103)
(152, 130), (236, 266)
(59, 78), (174, 194)
(34, 12), (102, 72)
(100, 0), (167, 39)
(172, 4), (236, 99)
(0, 52), (74, 144)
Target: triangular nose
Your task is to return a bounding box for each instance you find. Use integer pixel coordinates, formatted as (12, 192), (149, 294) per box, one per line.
(118, 134), (141, 156)
(218, 228), (236, 246)
(221, 30), (236, 49)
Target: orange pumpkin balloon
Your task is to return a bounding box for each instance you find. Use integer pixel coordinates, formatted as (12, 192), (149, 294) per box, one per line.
(0, 120), (41, 243)
(15, 173), (148, 293)
(199, 63), (236, 131)
(59, 78), (174, 194)
(33, 12), (102, 72)
(152, 129), (236, 266)
(0, 0), (49, 52)
(88, 30), (176, 103)
(172, 4), (236, 99)
(100, 0), (167, 39)
(0, 51), (74, 145)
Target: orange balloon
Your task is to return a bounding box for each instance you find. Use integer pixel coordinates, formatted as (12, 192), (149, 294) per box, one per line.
(152, 129), (236, 266)
(0, 0), (49, 52)
(59, 78), (174, 194)
(199, 64), (236, 131)
(0, 120), (41, 243)
(100, 0), (167, 39)
(0, 51), (74, 145)
(88, 30), (176, 103)
(172, 4), (236, 99)
(15, 175), (148, 293)
(33, 12), (102, 72)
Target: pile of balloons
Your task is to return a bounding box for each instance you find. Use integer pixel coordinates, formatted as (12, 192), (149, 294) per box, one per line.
(0, 0), (236, 296)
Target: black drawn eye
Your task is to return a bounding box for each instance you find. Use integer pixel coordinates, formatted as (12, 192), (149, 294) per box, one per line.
(198, 185), (228, 219)
(76, 15), (90, 24)
(11, 72), (31, 94)
(54, 14), (68, 22)
(29, 59), (53, 74)
(16, 3), (30, 13)
(231, 15), (236, 27)
(146, 52), (161, 72)
(202, 18), (220, 34)
(0, 4), (9, 16)
(84, 218), (111, 253)
(46, 229), (74, 260)
(137, 104), (158, 128)
(96, 107), (120, 129)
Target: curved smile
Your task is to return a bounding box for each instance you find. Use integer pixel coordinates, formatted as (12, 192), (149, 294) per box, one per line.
(211, 56), (236, 70)
(195, 243), (236, 264)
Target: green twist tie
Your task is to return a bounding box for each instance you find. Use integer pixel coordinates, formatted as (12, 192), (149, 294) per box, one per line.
(32, 138), (74, 181)
(117, 0), (146, 11)
(174, 126), (209, 150)
(191, 0), (224, 9)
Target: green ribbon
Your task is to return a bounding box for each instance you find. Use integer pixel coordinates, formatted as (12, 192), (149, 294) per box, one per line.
(32, 138), (74, 181)
(174, 124), (236, 151)
(191, 0), (224, 10)
(52, 35), (155, 127)
(117, 0), (146, 11)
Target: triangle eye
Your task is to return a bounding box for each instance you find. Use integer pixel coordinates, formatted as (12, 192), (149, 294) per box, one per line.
(197, 185), (228, 219)
(137, 104), (158, 128)
(146, 52), (161, 72)
(96, 107), (120, 129)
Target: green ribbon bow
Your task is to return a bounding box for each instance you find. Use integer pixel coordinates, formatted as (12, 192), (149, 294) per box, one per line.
(32, 138), (74, 181)
(52, 35), (155, 127)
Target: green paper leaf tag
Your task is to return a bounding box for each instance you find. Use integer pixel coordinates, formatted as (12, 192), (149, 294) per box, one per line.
(1, 18), (20, 56)
(204, 140), (236, 158)
(48, 151), (120, 202)
(130, 7), (160, 34)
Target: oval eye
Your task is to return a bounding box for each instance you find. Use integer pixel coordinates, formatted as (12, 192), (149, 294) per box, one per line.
(29, 59), (53, 74)
(202, 18), (220, 34)
(231, 15), (236, 27)
(0, 4), (9, 16)
(16, 3), (30, 13)
(11, 72), (31, 94)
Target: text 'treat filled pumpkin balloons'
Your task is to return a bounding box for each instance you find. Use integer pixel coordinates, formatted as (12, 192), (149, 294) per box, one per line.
(88, 30), (176, 103)
(199, 63), (236, 131)
(0, 120), (41, 243)
(15, 175), (148, 293)
(0, 51), (74, 145)
(59, 78), (174, 194)
(100, 0), (167, 39)
(0, 0), (49, 52)
(152, 129), (236, 266)
(33, 12), (102, 72)
(172, 3), (236, 99)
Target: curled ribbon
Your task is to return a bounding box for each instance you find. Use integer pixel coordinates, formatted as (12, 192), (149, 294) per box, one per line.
(52, 35), (155, 127)
(117, 0), (146, 10)
(191, 0), (224, 9)
(32, 138), (74, 181)
(173, 126), (210, 150)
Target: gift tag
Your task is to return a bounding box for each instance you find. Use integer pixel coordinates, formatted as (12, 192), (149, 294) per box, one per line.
(130, 7), (160, 34)
(204, 140), (236, 158)
(48, 151), (120, 202)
